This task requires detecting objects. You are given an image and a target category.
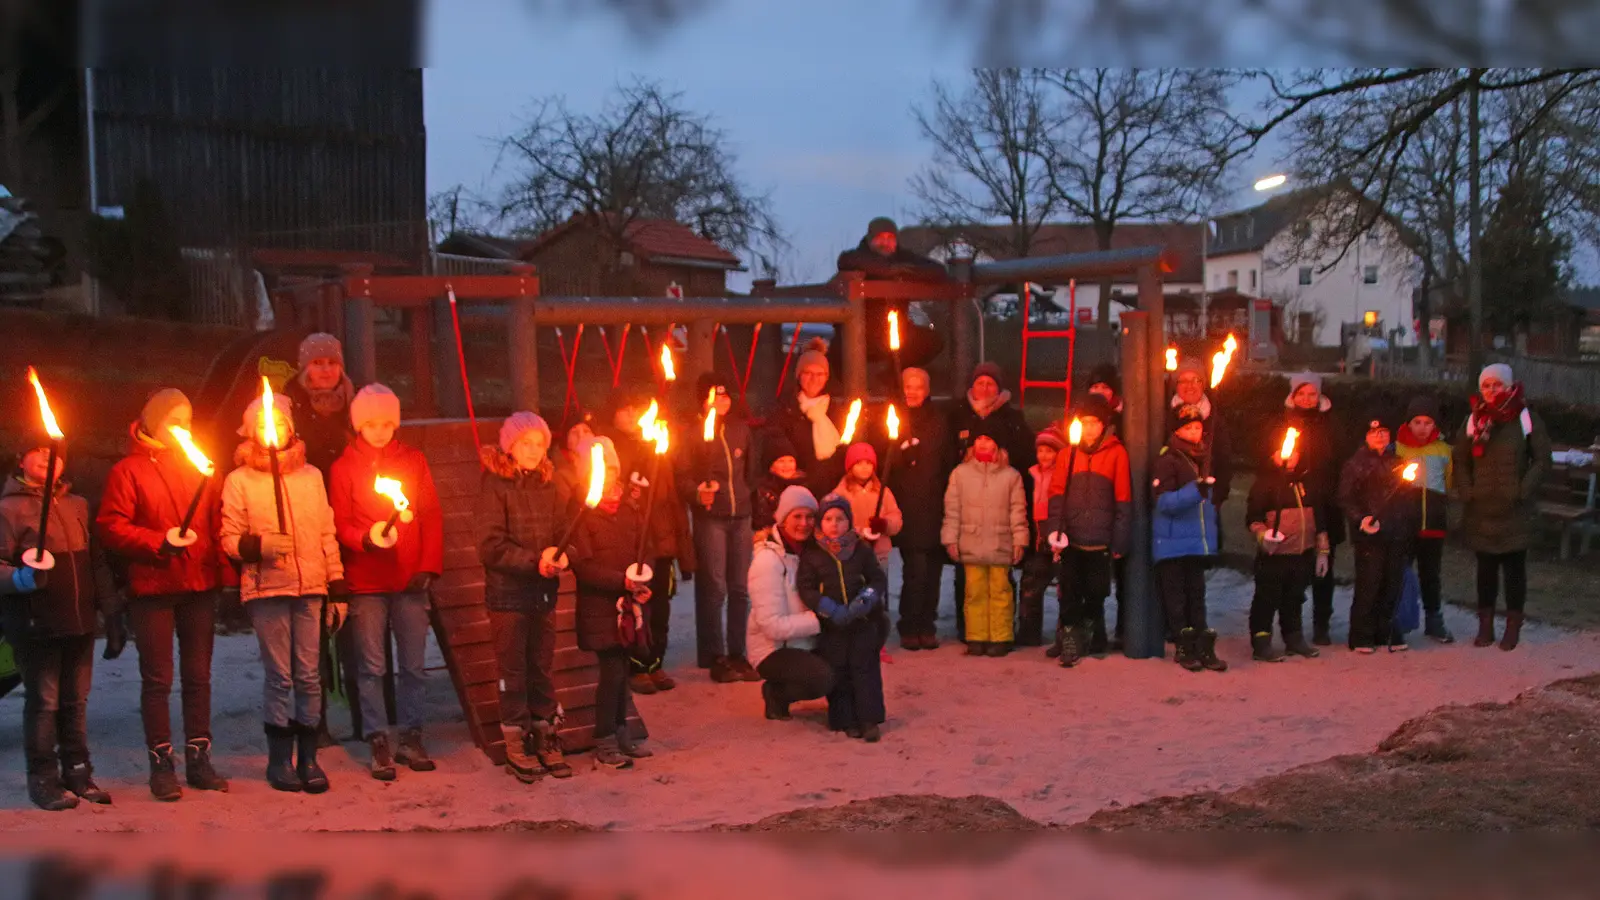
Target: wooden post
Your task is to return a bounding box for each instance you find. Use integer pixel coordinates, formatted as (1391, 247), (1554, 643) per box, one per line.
(1119, 310), (1159, 660)
(948, 252), (976, 395)
(508, 291), (539, 413)
(687, 318), (716, 394)
(409, 307), (437, 417)
(841, 272), (868, 400)
(340, 264), (378, 387)
(433, 296), (465, 418)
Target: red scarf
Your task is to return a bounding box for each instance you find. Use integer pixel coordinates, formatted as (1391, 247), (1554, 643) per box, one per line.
(1467, 384), (1526, 457)
(1395, 424), (1440, 448)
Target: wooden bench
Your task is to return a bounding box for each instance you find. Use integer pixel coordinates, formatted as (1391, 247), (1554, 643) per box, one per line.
(1537, 462), (1597, 559)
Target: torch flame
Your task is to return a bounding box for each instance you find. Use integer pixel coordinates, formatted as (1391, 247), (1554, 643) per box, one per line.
(1165, 347), (1178, 372)
(25, 367), (63, 441)
(168, 426), (215, 477)
(651, 420), (669, 454)
(838, 398), (863, 445)
(260, 376), (280, 449)
(1280, 427), (1300, 462)
(886, 404), (900, 441)
(583, 440), (606, 508)
(659, 344), (676, 383)
(1068, 418), (1083, 446)
(1209, 333), (1239, 389)
(637, 399), (659, 435)
(888, 310), (901, 352)
(1402, 462), (1419, 483)
(373, 475), (410, 513)
(702, 388), (718, 442)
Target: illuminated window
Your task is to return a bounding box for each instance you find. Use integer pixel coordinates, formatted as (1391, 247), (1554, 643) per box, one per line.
(1363, 310), (1378, 328)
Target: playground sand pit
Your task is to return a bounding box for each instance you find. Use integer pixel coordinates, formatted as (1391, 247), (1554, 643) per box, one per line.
(1, 565), (1597, 833)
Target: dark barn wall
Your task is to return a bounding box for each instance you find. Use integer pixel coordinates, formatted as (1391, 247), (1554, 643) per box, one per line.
(90, 69), (427, 260)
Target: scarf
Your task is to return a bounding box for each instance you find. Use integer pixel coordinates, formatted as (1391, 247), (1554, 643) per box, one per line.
(818, 529), (859, 560)
(797, 393), (841, 460)
(1395, 423), (1441, 448)
(1170, 392), (1213, 420)
(1466, 384), (1531, 457)
(1168, 436), (1210, 472)
(234, 438), (308, 473)
(974, 446), (997, 463)
(297, 371), (356, 419)
(966, 387), (1012, 419)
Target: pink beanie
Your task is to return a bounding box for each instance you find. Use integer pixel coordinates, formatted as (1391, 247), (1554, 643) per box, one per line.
(298, 332), (344, 369)
(499, 411), (552, 453)
(845, 441), (877, 470)
(349, 384), (401, 429)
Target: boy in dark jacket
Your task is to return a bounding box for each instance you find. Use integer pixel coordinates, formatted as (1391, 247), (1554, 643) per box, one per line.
(1152, 406), (1226, 673)
(330, 384), (445, 780)
(1339, 412), (1420, 653)
(677, 374), (757, 686)
(2, 446), (118, 810)
(569, 436), (655, 770)
(751, 431), (806, 540)
(1044, 395), (1132, 666)
(796, 494), (889, 742)
(475, 412), (573, 783)
(1246, 430), (1328, 662)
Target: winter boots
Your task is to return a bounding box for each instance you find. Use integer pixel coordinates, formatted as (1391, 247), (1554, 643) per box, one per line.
(1312, 620), (1333, 647)
(368, 732), (397, 781)
(148, 743), (183, 801)
(616, 726), (653, 759)
(1056, 624), (1084, 668)
(1424, 610), (1455, 643)
(1088, 617), (1110, 656)
(531, 719), (572, 778)
(860, 723), (882, 743)
(1196, 629), (1228, 672)
(502, 726), (544, 783)
(396, 729), (436, 772)
(185, 738), (229, 792)
(1283, 630), (1320, 659)
(592, 735), (633, 770)
(1251, 632), (1286, 663)
(1474, 608), (1497, 647)
(296, 722), (330, 793)
(1500, 611), (1524, 651)
(629, 673), (659, 695)
(263, 724), (301, 792)
(762, 681), (791, 720)
(62, 763), (111, 805)
(1175, 628), (1205, 672)
(28, 770), (79, 811)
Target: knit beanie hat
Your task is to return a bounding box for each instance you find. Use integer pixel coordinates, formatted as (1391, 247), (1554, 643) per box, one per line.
(1479, 363), (1514, 389)
(695, 372), (730, 403)
(1077, 393), (1116, 427)
(867, 217), (898, 238)
(796, 337), (830, 377)
(773, 485), (818, 526)
(1172, 403), (1206, 432)
(1176, 357), (1205, 379)
(1363, 406), (1393, 434)
(844, 441), (877, 471)
(139, 388), (190, 440)
(350, 384), (401, 429)
(1404, 395), (1442, 425)
(1086, 363), (1120, 396)
(818, 492), (854, 527)
(298, 332), (344, 369)
(1286, 372), (1323, 404)
(499, 411), (552, 453)
(971, 361), (1004, 389)
(239, 394), (296, 438)
(762, 430), (799, 469)
(1035, 424), (1066, 452)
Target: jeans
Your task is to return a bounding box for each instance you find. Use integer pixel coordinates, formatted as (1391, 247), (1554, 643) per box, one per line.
(1415, 537), (1444, 616)
(490, 607), (557, 729)
(896, 547), (945, 638)
(248, 595), (325, 728)
(756, 648), (834, 705)
(1476, 550), (1527, 613)
(14, 634), (95, 775)
(348, 592), (431, 733)
(1250, 551), (1313, 637)
(593, 648), (631, 740)
(631, 556), (676, 674)
(1351, 541), (1410, 648)
(1157, 556), (1209, 633)
(128, 592), (216, 748)
(962, 564), (1015, 643)
(692, 514), (752, 665)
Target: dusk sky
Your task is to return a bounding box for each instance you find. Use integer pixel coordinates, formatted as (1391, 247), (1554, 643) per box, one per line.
(422, 1), (1290, 287)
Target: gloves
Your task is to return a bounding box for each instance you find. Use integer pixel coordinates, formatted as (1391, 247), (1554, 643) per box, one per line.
(818, 595), (862, 625)
(259, 533), (295, 563)
(405, 573), (435, 594)
(868, 516), (888, 535)
(855, 586), (884, 612)
(944, 544), (961, 563)
(103, 611), (129, 660)
(11, 566), (45, 592)
(1315, 552), (1331, 578)
(1360, 516), (1381, 535)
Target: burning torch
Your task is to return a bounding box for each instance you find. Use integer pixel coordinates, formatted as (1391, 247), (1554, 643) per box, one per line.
(627, 405), (670, 586)
(1264, 426), (1300, 543)
(1047, 418), (1083, 560)
(21, 367), (63, 570)
(1365, 462), (1421, 534)
(258, 377), (288, 534)
(887, 309), (902, 381)
(369, 476), (415, 549)
(838, 398), (863, 446)
(545, 439), (607, 571)
(862, 405), (900, 539)
(1209, 333), (1239, 390)
(166, 426), (216, 548)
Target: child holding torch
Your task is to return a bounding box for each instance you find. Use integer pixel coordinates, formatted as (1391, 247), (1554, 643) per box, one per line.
(96, 388), (230, 801)
(475, 412), (574, 783)
(1394, 396), (1455, 643)
(1153, 405), (1227, 673)
(1245, 425), (1328, 662)
(831, 440), (902, 568)
(1044, 395), (1131, 666)
(220, 389), (347, 794)
(330, 384), (444, 781)
(1338, 410), (1421, 654)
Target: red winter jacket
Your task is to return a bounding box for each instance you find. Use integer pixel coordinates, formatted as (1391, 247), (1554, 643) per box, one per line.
(329, 437), (444, 594)
(96, 422), (226, 598)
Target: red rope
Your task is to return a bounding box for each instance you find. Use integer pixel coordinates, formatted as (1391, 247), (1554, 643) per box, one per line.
(596, 323), (631, 387)
(445, 287), (480, 452)
(775, 323), (806, 401)
(558, 324), (585, 422)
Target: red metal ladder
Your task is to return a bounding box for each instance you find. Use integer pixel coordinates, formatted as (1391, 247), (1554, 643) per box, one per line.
(1018, 278), (1077, 411)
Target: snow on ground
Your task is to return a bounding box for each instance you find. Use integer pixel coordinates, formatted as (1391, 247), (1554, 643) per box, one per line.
(1, 562), (1595, 831)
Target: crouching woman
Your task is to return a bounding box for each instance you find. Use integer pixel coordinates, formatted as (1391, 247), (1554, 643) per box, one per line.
(747, 486), (833, 722)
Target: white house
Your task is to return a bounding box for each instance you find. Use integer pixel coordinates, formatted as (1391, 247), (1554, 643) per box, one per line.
(1206, 185), (1422, 348)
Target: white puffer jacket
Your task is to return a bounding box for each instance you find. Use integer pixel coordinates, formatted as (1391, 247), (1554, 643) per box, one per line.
(220, 440), (344, 603)
(746, 534), (820, 669)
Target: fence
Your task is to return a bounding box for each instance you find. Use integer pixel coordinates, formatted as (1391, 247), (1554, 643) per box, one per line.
(429, 252), (521, 278)
(1377, 354), (1600, 409)
(179, 247), (252, 327)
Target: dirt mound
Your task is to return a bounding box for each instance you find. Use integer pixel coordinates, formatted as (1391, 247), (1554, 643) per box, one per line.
(726, 794), (1043, 832)
(1079, 675), (1600, 831)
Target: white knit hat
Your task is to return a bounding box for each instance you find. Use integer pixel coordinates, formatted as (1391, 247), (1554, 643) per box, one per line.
(774, 485), (818, 526)
(1479, 363), (1514, 389)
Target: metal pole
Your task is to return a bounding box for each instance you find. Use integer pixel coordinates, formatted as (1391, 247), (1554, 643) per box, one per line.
(842, 275), (868, 400)
(1119, 310), (1158, 660)
(1199, 215), (1209, 338)
(1467, 69), (1484, 375)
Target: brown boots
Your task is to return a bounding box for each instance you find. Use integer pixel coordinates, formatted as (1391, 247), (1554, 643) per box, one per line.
(1500, 612), (1523, 651)
(1474, 609), (1497, 647)
(1476, 609), (1524, 651)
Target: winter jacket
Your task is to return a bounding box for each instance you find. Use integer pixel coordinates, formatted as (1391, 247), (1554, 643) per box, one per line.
(219, 439), (345, 602)
(96, 422), (225, 598)
(474, 447), (568, 614)
(603, 426), (696, 575)
(1043, 433), (1132, 555)
(886, 400), (954, 550)
(1395, 431), (1453, 537)
(751, 470), (808, 534)
(1166, 394), (1233, 507)
(282, 375), (355, 487)
(949, 392), (1036, 481)
(677, 415), (753, 520)
(0, 476), (116, 639)
(1151, 445), (1220, 562)
(329, 437), (444, 595)
(1453, 408), (1551, 555)
(746, 534), (821, 669)
(569, 496), (647, 653)
(1338, 447), (1420, 546)
(830, 474), (902, 561)
(1246, 465), (1323, 556)
(795, 536), (889, 653)
(766, 395), (848, 499)
(836, 239), (950, 370)
(1282, 401), (1345, 546)
(941, 447), (1029, 566)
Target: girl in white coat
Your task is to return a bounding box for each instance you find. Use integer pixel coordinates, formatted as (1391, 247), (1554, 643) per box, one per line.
(747, 487), (835, 721)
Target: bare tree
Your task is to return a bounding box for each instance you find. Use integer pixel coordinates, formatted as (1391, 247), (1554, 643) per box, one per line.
(1040, 68), (1235, 330)
(426, 184), (496, 248)
(492, 78), (785, 268)
(909, 69), (1060, 261)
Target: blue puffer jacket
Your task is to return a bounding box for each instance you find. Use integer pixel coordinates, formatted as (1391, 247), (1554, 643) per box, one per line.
(1151, 444), (1220, 562)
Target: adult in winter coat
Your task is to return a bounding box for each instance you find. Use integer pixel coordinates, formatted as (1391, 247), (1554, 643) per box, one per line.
(602, 388), (698, 690)
(834, 216), (947, 374)
(95, 388), (230, 801)
(1281, 372), (1347, 646)
(219, 395), (347, 794)
(766, 338), (849, 499)
(569, 436), (655, 770)
(1168, 358), (1234, 535)
(1245, 433), (1328, 662)
(1152, 406), (1226, 673)
(329, 384), (444, 780)
(942, 424), (1030, 656)
(949, 361), (1036, 479)
(1454, 363), (1551, 651)
(1395, 394), (1455, 643)
(887, 367), (953, 649)
(1339, 411), (1421, 653)
(796, 494), (889, 741)
(748, 487), (834, 721)
(1, 447), (118, 810)
(475, 412), (573, 783)
(1084, 364), (1126, 437)
(677, 375), (757, 686)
